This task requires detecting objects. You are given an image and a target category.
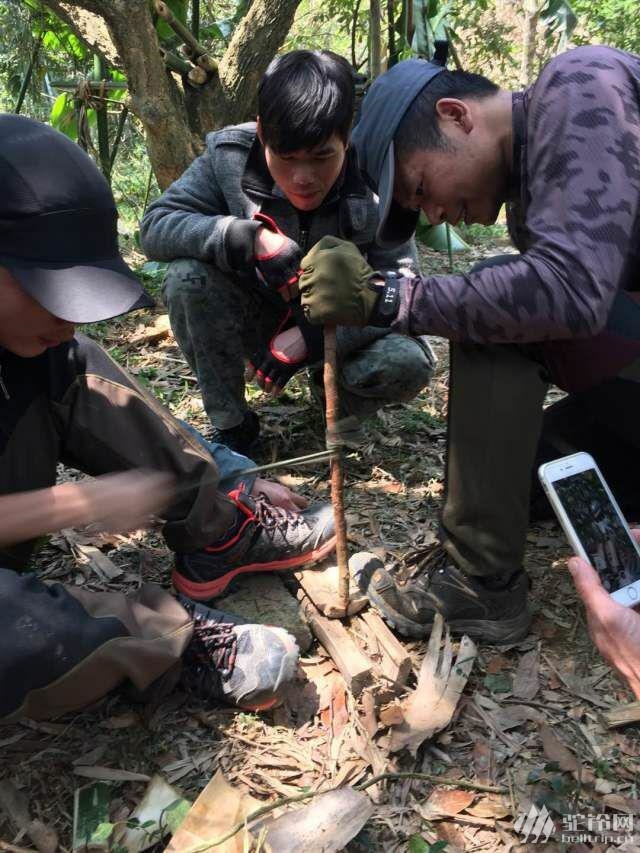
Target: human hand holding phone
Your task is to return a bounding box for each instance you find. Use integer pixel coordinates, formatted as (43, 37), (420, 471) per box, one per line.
(538, 452), (640, 605)
(567, 529), (640, 700)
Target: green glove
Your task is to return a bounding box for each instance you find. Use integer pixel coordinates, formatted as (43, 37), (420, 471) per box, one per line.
(299, 236), (379, 326)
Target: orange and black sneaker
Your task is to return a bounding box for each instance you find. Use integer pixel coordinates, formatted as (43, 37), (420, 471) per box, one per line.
(179, 596), (299, 710)
(172, 490), (336, 600)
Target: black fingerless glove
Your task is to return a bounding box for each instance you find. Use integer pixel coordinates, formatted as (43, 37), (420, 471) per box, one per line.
(253, 213), (302, 301)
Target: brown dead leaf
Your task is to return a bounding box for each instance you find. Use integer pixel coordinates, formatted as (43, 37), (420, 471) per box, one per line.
(435, 820), (467, 851)
(388, 615), (477, 755)
(494, 704), (545, 731)
(0, 781), (58, 853)
(472, 739), (495, 785)
(486, 654), (510, 674)
(379, 702), (405, 727)
(539, 723), (578, 772)
(330, 680), (349, 740)
(63, 531), (124, 581)
(602, 792), (640, 814)
(547, 672), (563, 689)
(100, 711), (140, 730)
(73, 766), (151, 782)
(464, 794), (511, 819)
(539, 724), (595, 785)
(421, 787), (476, 819)
(130, 313), (172, 346)
(379, 481), (404, 494)
(513, 647), (540, 700)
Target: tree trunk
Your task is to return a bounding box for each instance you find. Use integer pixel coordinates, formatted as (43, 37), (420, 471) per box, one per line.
(369, 0), (382, 79)
(202, 0), (302, 131)
(39, 0), (303, 188)
(41, 1), (119, 67)
(520, 0), (539, 87)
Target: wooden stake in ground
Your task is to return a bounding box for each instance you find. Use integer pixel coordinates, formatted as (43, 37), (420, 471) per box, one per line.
(323, 325), (350, 615)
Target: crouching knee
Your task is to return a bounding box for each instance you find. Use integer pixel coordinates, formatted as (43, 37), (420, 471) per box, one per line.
(341, 334), (437, 403)
(162, 258), (212, 308)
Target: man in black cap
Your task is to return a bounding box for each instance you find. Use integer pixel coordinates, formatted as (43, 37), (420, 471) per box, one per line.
(0, 114), (338, 722)
(298, 46), (640, 643)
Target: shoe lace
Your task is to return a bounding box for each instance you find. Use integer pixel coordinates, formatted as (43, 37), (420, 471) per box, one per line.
(252, 493), (305, 537)
(188, 618), (238, 683)
(394, 543), (449, 588)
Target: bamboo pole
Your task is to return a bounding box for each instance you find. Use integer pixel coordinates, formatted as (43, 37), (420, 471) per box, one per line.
(50, 80), (127, 91)
(191, 0), (200, 41)
(93, 55), (111, 184)
(14, 34), (42, 114)
(155, 0), (217, 70)
(109, 105), (129, 172)
(323, 326), (350, 614)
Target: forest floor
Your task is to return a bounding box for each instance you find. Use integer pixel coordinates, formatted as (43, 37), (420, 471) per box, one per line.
(1, 233), (639, 853)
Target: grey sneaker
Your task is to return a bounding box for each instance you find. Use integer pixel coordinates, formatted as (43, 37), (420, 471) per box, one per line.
(358, 545), (531, 644)
(179, 597), (299, 710)
(173, 491), (336, 600)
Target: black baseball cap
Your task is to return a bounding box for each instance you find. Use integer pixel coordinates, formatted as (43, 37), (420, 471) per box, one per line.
(352, 58), (445, 247)
(0, 114), (154, 323)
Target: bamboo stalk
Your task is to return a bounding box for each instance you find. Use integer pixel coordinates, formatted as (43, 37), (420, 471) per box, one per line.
(159, 47), (193, 77)
(109, 105), (129, 172)
(14, 34), (42, 114)
(93, 55), (111, 184)
(323, 326), (350, 614)
(50, 80), (127, 91)
(155, 1), (212, 62)
(191, 0), (200, 41)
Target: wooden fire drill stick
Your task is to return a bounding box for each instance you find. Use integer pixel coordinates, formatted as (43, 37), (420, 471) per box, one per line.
(323, 325), (350, 613)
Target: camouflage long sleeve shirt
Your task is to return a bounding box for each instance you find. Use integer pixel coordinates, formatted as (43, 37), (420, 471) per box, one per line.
(394, 46), (640, 351)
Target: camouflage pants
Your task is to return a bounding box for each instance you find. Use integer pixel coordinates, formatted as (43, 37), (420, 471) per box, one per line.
(163, 259), (436, 430)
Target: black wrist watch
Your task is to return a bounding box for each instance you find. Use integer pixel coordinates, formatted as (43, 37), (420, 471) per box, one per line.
(368, 270), (401, 326)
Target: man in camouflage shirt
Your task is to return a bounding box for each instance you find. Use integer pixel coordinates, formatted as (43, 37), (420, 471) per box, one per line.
(298, 45), (640, 643)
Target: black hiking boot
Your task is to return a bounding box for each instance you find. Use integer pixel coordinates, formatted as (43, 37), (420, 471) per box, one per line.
(172, 490), (336, 600)
(359, 544), (531, 644)
(210, 410), (260, 456)
(178, 596), (299, 710)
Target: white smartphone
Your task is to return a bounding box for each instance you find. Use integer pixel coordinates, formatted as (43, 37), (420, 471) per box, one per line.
(538, 451), (640, 606)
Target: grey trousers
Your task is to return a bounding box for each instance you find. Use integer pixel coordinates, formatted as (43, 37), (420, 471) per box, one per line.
(163, 259), (436, 430)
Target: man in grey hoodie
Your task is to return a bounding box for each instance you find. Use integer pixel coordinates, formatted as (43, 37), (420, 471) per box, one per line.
(141, 50), (435, 454)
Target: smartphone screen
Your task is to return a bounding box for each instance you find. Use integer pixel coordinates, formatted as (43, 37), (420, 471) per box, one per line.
(553, 468), (640, 593)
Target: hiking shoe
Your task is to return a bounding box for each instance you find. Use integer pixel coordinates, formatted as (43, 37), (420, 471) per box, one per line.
(360, 544), (531, 644)
(173, 490), (336, 600)
(210, 411), (260, 456)
(179, 596), (299, 710)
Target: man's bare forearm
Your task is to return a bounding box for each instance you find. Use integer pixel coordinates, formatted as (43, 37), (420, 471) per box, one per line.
(0, 471), (175, 548)
(0, 483), (92, 546)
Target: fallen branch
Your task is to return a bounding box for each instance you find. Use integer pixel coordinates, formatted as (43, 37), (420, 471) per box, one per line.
(178, 771), (508, 852)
